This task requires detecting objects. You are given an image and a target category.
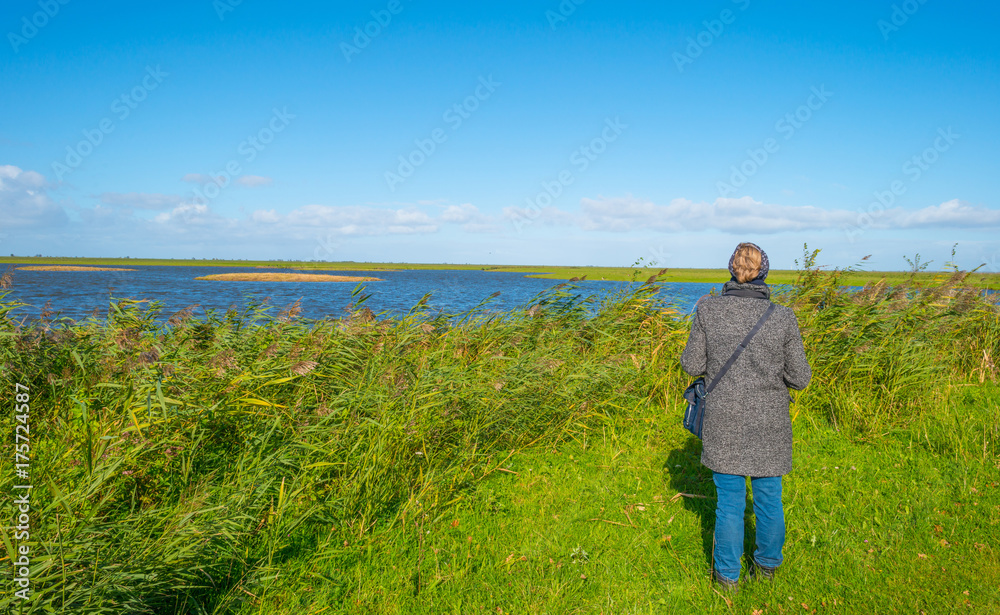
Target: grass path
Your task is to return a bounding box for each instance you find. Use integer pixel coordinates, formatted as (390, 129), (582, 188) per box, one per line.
(243, 386), (1000, 614)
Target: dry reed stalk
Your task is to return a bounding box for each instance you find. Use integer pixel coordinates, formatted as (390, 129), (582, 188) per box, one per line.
(167, 304), (199, 326)
(0, 265), (14, 289)
(114, 327), (141, 350)
(138, 348), (160, 366)
(209, 348), (237, 376)
(670, 492), (709, 502)
(39, 299), (54, 323)
(278, 299), (302, 322)
(291, 360), (317, 375)
(352, 306), (375, 323)
(259, 343), (279, 360)
(977, 349), (996, 383)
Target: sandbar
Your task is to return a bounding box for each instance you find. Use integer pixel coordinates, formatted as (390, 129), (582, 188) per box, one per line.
(17, 266), (138, 271)
(195, 273), (383, 282)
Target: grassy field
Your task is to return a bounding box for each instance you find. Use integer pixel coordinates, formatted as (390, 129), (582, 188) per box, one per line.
(3, 254), (998, 289)
(288, 385), (999, 614)
(0, 255), (998, 613)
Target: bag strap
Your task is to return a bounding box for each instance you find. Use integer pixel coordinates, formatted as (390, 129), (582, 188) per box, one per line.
(705, 302), (776, 395)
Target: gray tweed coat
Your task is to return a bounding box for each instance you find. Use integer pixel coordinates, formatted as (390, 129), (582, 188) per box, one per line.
(680, 281), (811, 477)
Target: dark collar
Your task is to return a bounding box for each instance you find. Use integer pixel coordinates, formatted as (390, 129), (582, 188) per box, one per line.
(722, 280), (771, 299)
(729, 276), (767, 286)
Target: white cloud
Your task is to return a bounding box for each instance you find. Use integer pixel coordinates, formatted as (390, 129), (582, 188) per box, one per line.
(237, 202), (506, 237)
(236, 175), (273, 188)
(0, 165), (45, 188)
(0, 165), (68, 229)
(251, 209), (281, 224)
(893, 199), (1000, 228)
(100, 192), (184, 210)
(575, 195), (857, 233)
(184, 173), (273, 188)
(441, 203), (476, 223)
(504, 194), (1000, 234)
(11, 174), (998, 263)
(502, 203), (577, 228)
(153, 203), (215, 225)
(437, 203), (503, 232)
(279, 204), (439, 235)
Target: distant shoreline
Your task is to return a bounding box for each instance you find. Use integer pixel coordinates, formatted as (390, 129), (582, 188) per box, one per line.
(1, 257), (997, 289)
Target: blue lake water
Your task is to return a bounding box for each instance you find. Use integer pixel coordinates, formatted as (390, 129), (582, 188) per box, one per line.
(1, 266), (724, 326)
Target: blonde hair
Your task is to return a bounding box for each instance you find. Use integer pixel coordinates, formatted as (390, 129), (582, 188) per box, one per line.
(731, 243), (762, 283)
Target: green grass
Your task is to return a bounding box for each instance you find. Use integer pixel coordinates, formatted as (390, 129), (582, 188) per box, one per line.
(0, 251), (997, 613)
(261, 385), (999, 614)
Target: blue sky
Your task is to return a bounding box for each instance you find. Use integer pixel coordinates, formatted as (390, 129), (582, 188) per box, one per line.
(1, 0), (998, 271)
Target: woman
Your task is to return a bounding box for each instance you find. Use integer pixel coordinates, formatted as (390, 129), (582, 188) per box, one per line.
(680, 242), (811, 591)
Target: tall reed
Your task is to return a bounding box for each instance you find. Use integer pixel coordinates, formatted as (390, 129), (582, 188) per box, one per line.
(0, 282), (686, 612)
(779, 246), (999, 434)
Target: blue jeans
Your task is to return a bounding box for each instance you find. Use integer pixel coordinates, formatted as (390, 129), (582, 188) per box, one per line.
(712, 473), (785, 582)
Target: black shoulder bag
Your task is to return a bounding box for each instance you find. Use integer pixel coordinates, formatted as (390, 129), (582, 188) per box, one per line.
(682, 302), (776, 439)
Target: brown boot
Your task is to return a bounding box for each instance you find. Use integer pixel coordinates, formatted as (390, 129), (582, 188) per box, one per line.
(748, 557), (777, 581)
(713, 569), (739, 592)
